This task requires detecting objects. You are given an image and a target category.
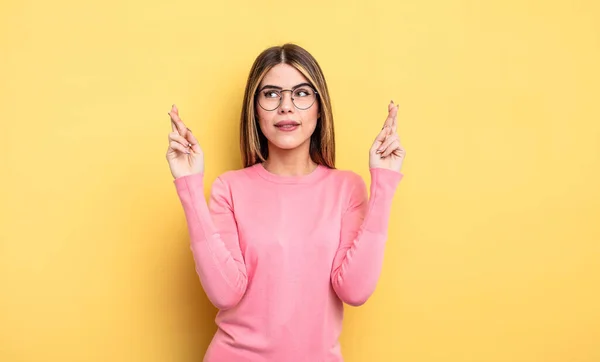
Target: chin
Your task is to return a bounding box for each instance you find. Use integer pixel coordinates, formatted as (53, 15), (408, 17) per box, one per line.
(269, 138), (306, 150)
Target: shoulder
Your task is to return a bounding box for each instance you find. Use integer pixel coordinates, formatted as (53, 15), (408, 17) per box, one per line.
(326, 167), (366, 189)
(211, 165), (258, 189)
(324, 168), (368, 205)
(324, 168), (368, 210)
(206, 168), (255, 204)
(214, 168), (247, 183)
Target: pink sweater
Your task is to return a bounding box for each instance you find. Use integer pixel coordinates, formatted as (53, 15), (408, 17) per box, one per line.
(173, 163), (403, 361)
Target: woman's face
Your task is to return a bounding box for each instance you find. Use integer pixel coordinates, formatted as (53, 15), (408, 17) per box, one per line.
(255, 63), (320, 153)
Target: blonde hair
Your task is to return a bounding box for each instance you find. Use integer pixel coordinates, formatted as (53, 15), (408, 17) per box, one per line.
(239, 43), (335, 169)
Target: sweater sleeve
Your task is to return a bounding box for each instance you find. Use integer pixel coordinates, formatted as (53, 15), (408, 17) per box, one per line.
(173, 173), (248, 310)
(330, 167), (403, 306)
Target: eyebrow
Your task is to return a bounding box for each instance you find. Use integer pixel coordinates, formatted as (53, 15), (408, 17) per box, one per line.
(257, 82), (314, 92)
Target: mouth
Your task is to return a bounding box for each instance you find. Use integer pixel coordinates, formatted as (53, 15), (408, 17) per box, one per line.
(274, 120), (301, 131)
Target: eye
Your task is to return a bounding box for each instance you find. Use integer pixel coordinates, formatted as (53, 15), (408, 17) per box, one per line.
(294, 88), (312, 97)
(263, 90), (279, 98)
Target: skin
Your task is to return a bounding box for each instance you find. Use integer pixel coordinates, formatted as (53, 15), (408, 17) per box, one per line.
(254, 63), (321, 176)
(166, 64), (406, 179)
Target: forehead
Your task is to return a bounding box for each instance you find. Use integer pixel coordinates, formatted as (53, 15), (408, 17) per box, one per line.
(260, 63), (310, 88)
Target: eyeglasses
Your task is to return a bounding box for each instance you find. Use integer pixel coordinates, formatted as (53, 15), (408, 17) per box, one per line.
(256, 83), (319, 111)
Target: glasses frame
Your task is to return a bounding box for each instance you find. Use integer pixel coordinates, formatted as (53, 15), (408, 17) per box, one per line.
(255, 83), (319, 111)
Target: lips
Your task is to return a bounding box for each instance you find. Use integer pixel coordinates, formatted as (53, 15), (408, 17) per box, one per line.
(275, 120), (300, 132)
(275, 120), (300, 127)
(274, 120), (301, 132)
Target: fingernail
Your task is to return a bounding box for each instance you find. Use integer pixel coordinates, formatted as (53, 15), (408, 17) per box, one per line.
(188, 143), (192, 147)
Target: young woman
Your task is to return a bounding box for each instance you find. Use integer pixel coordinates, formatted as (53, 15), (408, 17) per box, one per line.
(166, 43), (406, 361)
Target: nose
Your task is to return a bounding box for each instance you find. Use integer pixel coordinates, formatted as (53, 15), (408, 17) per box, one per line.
(278, 90), (294, 113)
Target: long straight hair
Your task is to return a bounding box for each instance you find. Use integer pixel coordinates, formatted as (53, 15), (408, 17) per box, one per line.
(239, 43), (335, 169)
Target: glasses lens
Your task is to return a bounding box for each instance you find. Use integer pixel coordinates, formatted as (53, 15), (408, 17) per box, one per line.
(292, 87), (316, 109)
(258, 89), (281, 111)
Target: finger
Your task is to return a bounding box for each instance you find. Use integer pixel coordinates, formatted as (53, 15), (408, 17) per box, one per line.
(170, 113), (188, 138)
(169, 111), (180, 134)
(373, 125), (390, 145)
(383, 102), (398, 129)
(391, 143), (406, 158)
(169, 104), (188, 137)
(169, 105), (179, 133)
(170, 105), (200, 152)
(169, 109), (194, 140)
(376, 134), (399, 153)
(381, 139), (401, 158)
(169, 131), (192, 149)
(171, 116), (178, 133)
(169, 140), (190, 154)
(186, 129), (202, 153)
(392, 104), (399, 133)
(392, 147), (405, 158)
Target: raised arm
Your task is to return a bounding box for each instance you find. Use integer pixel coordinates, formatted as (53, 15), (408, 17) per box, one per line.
(331, 100), (406, 306)
(166, 104), (247, 310)
(174, 174), (248, 310)
(330, 168), (402, 306)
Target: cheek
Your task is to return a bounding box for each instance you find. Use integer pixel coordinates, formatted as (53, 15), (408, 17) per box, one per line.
(255, 109), (271, 133)
(302, 107), (319, 129)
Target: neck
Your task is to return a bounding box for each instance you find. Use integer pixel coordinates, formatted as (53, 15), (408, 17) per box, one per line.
(263, 143), (317, 176)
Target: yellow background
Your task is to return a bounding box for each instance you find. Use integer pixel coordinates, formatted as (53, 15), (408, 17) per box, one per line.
(1, 0), (599, 361)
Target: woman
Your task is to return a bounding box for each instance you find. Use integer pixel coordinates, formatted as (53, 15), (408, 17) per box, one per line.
(166, 43), (405, 361)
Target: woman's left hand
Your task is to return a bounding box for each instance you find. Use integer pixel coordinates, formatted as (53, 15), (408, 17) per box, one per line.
(369, 101), (406, 173)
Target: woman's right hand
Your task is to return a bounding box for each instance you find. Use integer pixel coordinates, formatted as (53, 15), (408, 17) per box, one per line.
(166, 104), (204, 179)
